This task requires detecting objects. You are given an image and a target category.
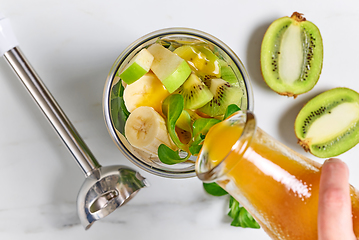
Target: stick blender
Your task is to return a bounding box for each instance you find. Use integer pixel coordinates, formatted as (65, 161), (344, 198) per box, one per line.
(0, 13), (149, 230)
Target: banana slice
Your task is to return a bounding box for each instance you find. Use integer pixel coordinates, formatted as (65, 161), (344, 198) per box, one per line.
(123, 72), (170, 114)
(125, 106), (176, 155)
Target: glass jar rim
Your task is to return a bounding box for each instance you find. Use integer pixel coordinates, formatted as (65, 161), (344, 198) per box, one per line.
(103, 27), (254, 178)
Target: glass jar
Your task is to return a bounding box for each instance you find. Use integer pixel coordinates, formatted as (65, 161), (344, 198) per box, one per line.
(103, 28), (253, 178)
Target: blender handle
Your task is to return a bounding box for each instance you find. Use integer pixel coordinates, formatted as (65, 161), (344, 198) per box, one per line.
(0, 14), (101, 176)
(4, 47), (101, 177)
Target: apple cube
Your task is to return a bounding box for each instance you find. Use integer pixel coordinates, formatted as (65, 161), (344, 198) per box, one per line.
(147, 43), (191, 93)
(119, 48), (154, 85)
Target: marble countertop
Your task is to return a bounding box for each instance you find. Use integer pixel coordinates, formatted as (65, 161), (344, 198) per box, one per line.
(1, 0), (359, 239)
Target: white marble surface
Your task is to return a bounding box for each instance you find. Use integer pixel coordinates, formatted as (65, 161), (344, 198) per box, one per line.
(1, 0), (359, 239)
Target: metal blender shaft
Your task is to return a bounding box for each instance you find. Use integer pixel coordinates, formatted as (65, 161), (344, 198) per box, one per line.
(4, 47), (101, 177)
(1, 14), (149, 229)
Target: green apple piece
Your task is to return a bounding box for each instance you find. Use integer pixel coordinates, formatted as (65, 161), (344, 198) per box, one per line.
(118, 48), (154, 85)
(147, 43), (192, 93)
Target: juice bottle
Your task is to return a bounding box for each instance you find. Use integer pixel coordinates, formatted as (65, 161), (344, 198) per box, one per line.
(195, 111), (359, 240)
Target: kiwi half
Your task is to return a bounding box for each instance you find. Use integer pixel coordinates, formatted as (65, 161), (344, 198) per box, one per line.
(295, 88), (359, 158)
(261, 12), (323, 98)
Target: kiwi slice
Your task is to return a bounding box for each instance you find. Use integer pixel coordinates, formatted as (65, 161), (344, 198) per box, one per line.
(218, 59), (240, 87)
(295, 88), (359, 158)
(261, 12), (323, 98)
(198, 78), (242, 117)
(175, 73), (213, 110)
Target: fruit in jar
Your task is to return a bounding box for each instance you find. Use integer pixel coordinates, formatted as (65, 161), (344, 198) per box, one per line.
(295, 88), (359, 158)
(176, 110), (192, 132)
(175, 73), (213, 110)
(199, 78), (242, 117)
(118, 48), (154, 84)
(261, 12), (323, 98)
(123, 72), (170, 114)
(124, 106), (176, 155)
(174, 45), (221, 78)
(147, 43), (192, 93)
(112, 40), (245, 162)
(218, 59), (239, 87)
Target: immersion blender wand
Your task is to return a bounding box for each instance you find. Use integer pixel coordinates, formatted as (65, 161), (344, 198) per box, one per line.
(0, 13), (149, 229)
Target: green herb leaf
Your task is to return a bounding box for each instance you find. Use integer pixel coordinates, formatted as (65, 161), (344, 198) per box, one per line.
(162, 94), (187, 151)
(158, 144), (190, 165)
(188, 118), (221, 155)
(223, 104), (241, 120)
(228, 196), (260, 229)
(189, 103), (239, 155)
(188, 133), (205, 155)
(228, 195), (240, 219)
(188, 143), (203, 156)
(110, 80), (130, 134)
(192, 118), (221, 138)
(203, 182), (228, 196)
(218, 59), (241, 87)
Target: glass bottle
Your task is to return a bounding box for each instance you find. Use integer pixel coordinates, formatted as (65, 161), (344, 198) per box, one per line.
(196, 111), (359, 240)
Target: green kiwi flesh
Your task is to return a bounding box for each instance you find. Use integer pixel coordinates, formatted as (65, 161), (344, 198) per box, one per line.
(261, 12), (323, 98)
(295, 88), (359, 158)
(175, 73), (213, 110)
(218, 59), (240, 87)
(198, 78), (242, 117)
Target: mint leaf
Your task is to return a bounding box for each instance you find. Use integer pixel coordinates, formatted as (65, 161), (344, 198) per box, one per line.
(192, 118), (221, 138)
(189, 104), (239, 155)
(203, 182), (228, 196)
(189, 118), (221, 155)
(189, 133), (205, 155)
(189, 143), (203, 156)
(162, 94), (188, 151)
(223, 104), (241, 120)
(158, 144), (190, 165)
(228, 195), (240, 219)
(110, 80), (130, 134)
(228, 196), (260, 229)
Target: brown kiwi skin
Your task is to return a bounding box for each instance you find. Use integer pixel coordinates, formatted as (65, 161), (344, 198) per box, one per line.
(260, 12), (323, 98)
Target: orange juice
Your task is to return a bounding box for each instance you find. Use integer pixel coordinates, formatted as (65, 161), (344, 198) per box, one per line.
(196, 111), (359, 240)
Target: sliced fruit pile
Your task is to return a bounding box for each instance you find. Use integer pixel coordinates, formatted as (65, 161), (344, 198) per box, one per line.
(111, 42), (244, 164)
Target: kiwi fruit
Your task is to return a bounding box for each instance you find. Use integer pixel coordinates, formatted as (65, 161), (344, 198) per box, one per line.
(198, 78), (242, 117)
(218, 59), (240, 87)
(261, 12), (323, 98)
(295, 88), (359, 158)
(175, 73), (213, 110)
